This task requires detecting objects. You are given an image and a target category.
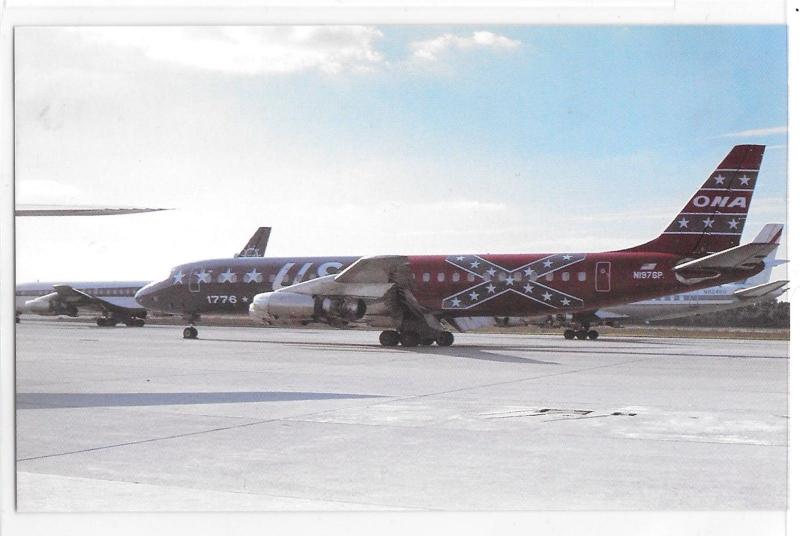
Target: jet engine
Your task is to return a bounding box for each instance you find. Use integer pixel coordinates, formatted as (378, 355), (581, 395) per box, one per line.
(250, 292), (366, 325)
(24, 293), (79, 317)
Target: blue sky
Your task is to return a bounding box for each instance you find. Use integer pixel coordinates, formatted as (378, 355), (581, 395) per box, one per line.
(15, 25), (787, 282)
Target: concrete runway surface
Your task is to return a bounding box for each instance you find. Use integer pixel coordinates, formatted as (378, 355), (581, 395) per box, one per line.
(14, 320), (788, 511)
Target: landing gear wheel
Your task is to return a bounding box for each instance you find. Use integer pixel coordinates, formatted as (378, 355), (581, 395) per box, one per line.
(420, 338), (435, 346)
(379, 330), (400, 346)
(563, 329), (575, 340)
(183, 326), (198, 339)
(587, 329), (599, 340)
(576, 330), (588, 340)
(399, 332), (420, 347)
(435, 331), (454, 347)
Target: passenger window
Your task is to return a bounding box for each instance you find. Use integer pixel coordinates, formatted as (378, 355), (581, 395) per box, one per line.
(578, 272), (586, 282)
(452, 272), (460, 283)
(514, 272), (522, 281)
(437, 273), (445, 282)
(562, 272), (570, 282)
(423, 273), (430, 282)
(546, 273), (554, 282)
(467, 273), (475, 282)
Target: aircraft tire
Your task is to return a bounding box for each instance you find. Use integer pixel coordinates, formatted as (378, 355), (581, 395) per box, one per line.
(576, 330), (588, 340)
(563, 329), (575, 340)
(435, 331), (454, 347)
(379, 330), (400, 346)
(399, 332), (420, 347)
(183, 327), (198, 339)
(588, 329), (599, 340)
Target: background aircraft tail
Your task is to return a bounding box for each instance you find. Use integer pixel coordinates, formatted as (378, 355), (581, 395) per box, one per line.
(235, 227), (271, 258)
(627, 145), (765, 257)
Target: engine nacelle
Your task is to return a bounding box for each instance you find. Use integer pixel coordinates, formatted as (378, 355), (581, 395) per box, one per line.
(24, 293), (78, 316)
(250, 292), (366, 324)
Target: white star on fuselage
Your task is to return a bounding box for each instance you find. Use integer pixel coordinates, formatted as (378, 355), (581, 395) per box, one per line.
(244, 269), (262, 283)
(451, 298), (461, 307)
(219, 268), (236, 283)
(523, 283), (533, 293)
(561, 298), (571, 306)
(172, 271), (184, 285)
(486, 268), (497, 277)
(702, 217), (714, 228)
(456, 256), (465, 261)
(543, 260), (553, 268)
(562, 255), (573, 260)
(195, 269), (211, 283)
(486, 284), (496, 294)
(469, 291), (480, 301)
(542, 292), (552, 301)
(470, 261), (480, 269)
(677, 217), (689, 228)
(242, 296), (249, 302)
(504, 274), (515, 285)
(524, 267), (534, 277)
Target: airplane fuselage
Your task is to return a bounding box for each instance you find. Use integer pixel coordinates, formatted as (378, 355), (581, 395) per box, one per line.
(138, 251), (762, 321)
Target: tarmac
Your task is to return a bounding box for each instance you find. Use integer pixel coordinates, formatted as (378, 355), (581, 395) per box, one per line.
(14, 319), (788, 511)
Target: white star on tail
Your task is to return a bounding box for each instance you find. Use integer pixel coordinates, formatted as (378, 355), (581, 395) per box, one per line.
(678, 217), (689, 228)
(728, 219), (740, 229)
(739, 175), (751, 186)
(714, 174), (726, 185)
(702, 217), (714, 228)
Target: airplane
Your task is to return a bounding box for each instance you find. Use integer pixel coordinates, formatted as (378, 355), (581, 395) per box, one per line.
(492, 224), (788, 329)
(135, 145), (779, 346)
(15, 226), (272, 326)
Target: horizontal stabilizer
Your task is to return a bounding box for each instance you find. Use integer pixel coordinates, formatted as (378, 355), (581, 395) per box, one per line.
(733, 280), (789, 299)
(673, 242), (778, 272)
(752, 223), (783, 244)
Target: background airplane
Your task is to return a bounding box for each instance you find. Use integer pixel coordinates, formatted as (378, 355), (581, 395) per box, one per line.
(135, 145), (778, 345)
(15, 226), (272, 326)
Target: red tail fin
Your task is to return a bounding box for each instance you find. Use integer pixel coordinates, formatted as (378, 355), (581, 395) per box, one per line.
(628, 145), (765, 256)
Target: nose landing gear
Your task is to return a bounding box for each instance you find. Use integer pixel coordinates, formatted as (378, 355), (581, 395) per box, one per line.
(183, 326), (198, 339)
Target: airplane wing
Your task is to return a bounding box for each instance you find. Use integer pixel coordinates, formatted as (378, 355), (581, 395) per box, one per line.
(51, 285), (134, 314)
(733, 280), (789, 300)
(16, 205), (169, 216)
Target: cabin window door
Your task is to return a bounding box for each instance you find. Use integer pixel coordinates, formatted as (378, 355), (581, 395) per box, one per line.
(595, 262), (611, 292)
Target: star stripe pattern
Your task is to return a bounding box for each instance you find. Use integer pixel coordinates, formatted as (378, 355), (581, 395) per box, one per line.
(442, 254), (585, 310)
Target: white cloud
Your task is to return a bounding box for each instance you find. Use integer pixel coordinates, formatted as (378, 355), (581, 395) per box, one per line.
(721, 126), (788, 138)
(77, 26), (387, 75)
(410, 31), (521, 62)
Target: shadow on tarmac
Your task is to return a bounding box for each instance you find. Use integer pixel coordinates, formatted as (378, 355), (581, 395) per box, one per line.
(16, 391), (385, 409)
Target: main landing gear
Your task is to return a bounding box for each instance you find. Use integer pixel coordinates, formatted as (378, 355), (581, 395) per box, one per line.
(563, 327), (599, 340)
(96, 316), (145, 327)
(379, 330), (454, 347)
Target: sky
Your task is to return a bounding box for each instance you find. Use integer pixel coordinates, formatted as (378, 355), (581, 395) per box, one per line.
(14, 25), (788, 285)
